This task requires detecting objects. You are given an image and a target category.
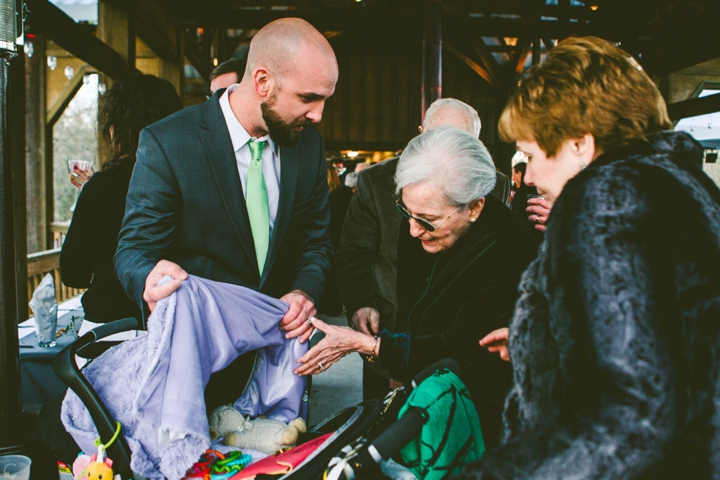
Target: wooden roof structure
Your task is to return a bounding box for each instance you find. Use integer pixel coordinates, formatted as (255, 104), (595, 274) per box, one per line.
(24, 0), (720, 128)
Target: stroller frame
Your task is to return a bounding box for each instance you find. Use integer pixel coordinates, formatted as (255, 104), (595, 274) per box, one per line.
(54, 318), (459, 480)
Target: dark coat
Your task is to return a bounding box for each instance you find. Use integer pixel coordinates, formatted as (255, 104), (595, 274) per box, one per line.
(336, 157), (514, 331)
(384, 195), (537, 446)
(115, 91), (332, 317)
(456, 131), (720, 479)
(60, 165), (140, 322)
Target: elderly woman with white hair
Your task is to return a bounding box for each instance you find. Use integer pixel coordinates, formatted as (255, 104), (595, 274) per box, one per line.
(296, 125), (536, 446)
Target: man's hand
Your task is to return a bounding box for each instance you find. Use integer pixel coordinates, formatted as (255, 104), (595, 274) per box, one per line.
(526, 197), (553, 232)
(143, 260), (188, 312)
(350, 307), (380, 335)
(479, 328), (510, 362)
(279, 290), (316, 343)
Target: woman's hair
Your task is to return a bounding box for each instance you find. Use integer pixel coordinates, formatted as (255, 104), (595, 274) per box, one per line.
(327, 164), (340, 193)
(499, 36), (672, 157)
(513, 161), (527, 181)
(395, 125), (496, 206)
(99, 74), (182, 170)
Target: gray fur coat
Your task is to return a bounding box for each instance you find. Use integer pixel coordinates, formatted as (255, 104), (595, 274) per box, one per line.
(456, 131), (720, 479)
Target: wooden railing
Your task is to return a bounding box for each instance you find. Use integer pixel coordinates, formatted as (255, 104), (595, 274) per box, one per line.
(26, 248), (85, 307)
(51, 221), (70, 249)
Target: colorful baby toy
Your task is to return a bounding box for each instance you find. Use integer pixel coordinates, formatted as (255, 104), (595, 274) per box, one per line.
(72, 421), (122, 480)
(185, 449), (252, 479)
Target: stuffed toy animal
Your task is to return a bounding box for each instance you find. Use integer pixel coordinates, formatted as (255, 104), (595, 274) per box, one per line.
(209, 405), (307, 454)
(73, 451), (119, 480)
(85, 459), (114, 480)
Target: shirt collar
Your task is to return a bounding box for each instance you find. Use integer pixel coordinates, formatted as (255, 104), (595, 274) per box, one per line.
(219, 85), (279, 156)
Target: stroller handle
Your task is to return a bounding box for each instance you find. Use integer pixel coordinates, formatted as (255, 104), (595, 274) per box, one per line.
(53, 317), (141, 478)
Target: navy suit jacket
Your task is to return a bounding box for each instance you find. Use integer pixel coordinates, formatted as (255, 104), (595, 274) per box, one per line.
(115, 91), (332, 317)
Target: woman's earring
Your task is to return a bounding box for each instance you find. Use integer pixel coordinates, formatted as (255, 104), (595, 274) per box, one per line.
(470, 218), (476, 223)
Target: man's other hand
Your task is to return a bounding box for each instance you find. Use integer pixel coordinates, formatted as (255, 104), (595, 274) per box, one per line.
(143, 260), (188, 312)
(351, 307), (380, 335)
(280, 290), (316, 343)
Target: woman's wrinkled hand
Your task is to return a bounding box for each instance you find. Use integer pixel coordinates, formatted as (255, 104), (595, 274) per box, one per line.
(480, 328), (510, 362)
(526, 197), (552, 232)
(294, 318), (373, 376)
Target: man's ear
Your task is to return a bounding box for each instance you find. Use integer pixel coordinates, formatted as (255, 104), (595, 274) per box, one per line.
(417, 125), (423, 134)
(253, 67), (273, 98)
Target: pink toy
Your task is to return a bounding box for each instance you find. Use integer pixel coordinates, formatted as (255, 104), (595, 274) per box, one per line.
(72, 454), (92, 480)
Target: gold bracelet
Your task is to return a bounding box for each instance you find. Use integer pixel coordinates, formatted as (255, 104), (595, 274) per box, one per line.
(366, 335), (378, 363)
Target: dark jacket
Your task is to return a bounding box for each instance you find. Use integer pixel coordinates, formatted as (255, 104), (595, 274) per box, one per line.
(60, 165), (141, 322)
(115, 91), (332, 316)
(382, 195), (537, 446)
(337, 158), (514, 331)
(456, 131), (720, 479)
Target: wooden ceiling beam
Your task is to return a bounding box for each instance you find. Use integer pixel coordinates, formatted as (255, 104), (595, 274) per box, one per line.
(468, 36), (503, 85)
(25, 0), (134, 80)
(667, 93), (720, 121)
(511, 38), (532, 74)
(117, 0), (180, 63)
(444, 41), (497, 89)
(46, 64), (97, 126)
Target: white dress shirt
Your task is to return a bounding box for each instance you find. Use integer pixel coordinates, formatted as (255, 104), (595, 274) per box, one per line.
(219, 85), (281, 232)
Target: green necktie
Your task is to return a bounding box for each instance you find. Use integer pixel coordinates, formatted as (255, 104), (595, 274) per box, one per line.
(247, 139), (270, 275)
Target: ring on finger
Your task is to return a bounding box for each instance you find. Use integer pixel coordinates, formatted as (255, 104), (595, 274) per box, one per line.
(535, 214), (540, 223)
(306, 316), (314, 325)
(318, 361), (324, 372)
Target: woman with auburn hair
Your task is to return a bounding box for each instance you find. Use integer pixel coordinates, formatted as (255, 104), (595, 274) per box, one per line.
(460, 37), (720, 478)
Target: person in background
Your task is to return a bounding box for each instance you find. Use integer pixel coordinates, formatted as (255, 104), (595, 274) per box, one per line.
(297, 126), (537, 448)
(464, 37), (720, 478)
(209, 57), (247, 94)
(509, 160), (544, 242)
(343, 171), (359, 192)
(336, 98), (513, 402)
(354, 161), (369, 174)
(45, 74), (182, 465)
(60, 74), (182, 326)
(318, 164), (352, 315)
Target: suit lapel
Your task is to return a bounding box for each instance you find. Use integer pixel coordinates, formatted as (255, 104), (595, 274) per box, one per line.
(261, 144), (298, 286)
(199, 97), (259, 278)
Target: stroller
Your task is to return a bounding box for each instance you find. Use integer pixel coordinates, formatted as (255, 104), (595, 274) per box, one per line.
(54, 318), (462, 479)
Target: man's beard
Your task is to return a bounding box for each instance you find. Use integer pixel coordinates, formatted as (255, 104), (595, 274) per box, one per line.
(261, 99), (314, 146)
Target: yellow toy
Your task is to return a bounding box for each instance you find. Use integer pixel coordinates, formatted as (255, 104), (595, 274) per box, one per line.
(85, 456), (114, 480)
(73, 422), (122, 480)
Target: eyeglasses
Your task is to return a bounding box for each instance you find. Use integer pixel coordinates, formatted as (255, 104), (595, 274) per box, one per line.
(395, 200), (461, 232)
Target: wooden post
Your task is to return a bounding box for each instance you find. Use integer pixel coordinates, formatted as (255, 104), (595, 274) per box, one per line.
(532, 38), (541, 66)
(97, 1), (134, 166)
(25, 35), (47, 254)
(420, 31), (426, 123)
(0, 52), (21, 440)
(97, 1), (133, 67)
(424, 0), (442, 110)
(12, 52), (28, 324)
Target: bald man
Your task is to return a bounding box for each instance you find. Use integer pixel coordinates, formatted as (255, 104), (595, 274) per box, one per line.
(115, 19), (338, 408)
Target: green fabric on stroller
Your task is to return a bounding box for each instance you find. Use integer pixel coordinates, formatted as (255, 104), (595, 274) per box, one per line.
(399, 369), (485, 480)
